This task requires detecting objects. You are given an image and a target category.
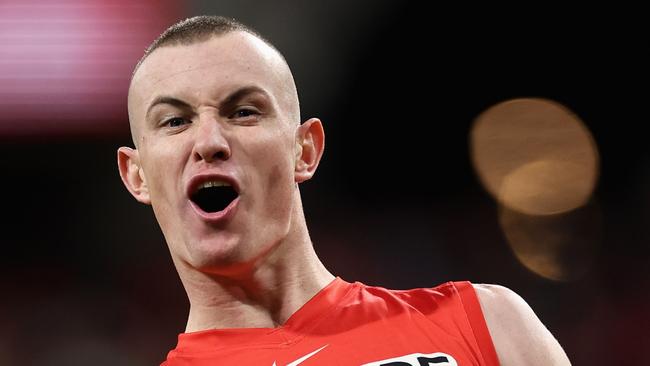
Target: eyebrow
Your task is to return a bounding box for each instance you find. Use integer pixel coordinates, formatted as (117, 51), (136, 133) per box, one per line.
(220, 86), (271, 108)
(144, 86), (272, 120)
(145, 96), (192, 120)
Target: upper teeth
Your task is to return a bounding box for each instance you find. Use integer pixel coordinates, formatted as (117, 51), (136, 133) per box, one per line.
(198, 181), (231, 189)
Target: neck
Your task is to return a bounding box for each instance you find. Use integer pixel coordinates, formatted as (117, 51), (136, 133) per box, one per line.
(175, 195), (334, 332)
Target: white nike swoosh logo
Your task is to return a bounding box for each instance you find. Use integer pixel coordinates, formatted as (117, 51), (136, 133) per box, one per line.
(272, 344), (328, 366)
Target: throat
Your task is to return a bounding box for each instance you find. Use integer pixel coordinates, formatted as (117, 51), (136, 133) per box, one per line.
(183, 270), (336, 332)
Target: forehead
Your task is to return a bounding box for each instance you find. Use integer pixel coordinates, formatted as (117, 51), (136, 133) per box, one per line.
(129, 31), (286, 117)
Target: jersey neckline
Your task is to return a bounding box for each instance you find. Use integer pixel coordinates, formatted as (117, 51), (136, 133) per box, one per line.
(174, 277), (355, 352)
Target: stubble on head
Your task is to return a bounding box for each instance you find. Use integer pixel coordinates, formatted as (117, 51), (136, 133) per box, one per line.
(126, 31), (301, 150)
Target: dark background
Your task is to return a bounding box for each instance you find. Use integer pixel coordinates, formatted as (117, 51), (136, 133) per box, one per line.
(1, 1), (648, 365)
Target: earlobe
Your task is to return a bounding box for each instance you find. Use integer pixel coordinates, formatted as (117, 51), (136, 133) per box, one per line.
(294, 118), (325, 183)
(117, 147), (151, 205)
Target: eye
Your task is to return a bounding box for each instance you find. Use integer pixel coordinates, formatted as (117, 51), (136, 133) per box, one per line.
(231, 108), (259, 119)
(163, 117), (190, 128)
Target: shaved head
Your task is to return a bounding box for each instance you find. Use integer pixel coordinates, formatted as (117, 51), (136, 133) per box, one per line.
(127, 16), (300, 146)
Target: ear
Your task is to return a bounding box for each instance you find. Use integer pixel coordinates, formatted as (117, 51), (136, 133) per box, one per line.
(294, 118), (325, 183)
(117, 146), (151, 205)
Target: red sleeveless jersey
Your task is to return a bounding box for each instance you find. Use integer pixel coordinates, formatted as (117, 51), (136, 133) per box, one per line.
(162, 278), (499, 365)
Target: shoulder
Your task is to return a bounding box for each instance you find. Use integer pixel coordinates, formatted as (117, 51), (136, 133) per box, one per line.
(472, 283), (572, 366)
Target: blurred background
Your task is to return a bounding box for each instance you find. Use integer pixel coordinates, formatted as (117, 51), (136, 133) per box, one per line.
(1, 1), (648, 365)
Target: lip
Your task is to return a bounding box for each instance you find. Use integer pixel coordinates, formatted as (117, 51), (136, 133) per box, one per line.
(186, 173), (241, 223)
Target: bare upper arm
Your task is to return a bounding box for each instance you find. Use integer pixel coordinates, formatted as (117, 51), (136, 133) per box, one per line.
(473, 283), (571, 366)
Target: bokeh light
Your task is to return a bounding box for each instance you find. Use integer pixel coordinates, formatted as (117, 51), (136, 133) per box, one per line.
(0, 0), (179, 137)
(499, 159), (596, 215)
(470, 97), (602, 281)
(499, 202), (601, 281)
(470, 98), (599, 215)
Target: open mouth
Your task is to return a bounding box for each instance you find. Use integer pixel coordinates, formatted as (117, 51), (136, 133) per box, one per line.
(190, 181), (239, 213)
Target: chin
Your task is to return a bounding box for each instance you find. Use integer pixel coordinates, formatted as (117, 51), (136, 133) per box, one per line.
(185, 236), (257, 276)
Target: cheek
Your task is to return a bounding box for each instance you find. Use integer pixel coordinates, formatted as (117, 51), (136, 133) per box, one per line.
(249, 136), (295, 186)
(236, 130), (296, 205)
(140, 141), (187, 204)
(236, 125), (295, 172)
(260, 151), (297, 221)
(141, 144), (189, 246)
(261, 161), (293, 206)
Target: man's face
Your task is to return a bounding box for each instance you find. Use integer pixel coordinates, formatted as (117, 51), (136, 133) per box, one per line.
(125, 32), (305, 272)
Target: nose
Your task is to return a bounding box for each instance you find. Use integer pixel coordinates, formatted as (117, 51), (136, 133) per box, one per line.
(192, 114), (231, 163)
